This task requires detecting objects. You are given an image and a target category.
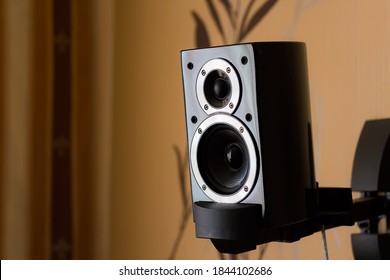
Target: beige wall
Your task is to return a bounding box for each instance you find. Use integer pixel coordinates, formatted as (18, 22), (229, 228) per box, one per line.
(1, 0), (389, 259)
(110, 0), (390, 259)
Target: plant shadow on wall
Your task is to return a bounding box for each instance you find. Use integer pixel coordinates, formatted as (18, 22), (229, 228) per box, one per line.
(170, 0), (278, 260)
(193, 0), (278, 47)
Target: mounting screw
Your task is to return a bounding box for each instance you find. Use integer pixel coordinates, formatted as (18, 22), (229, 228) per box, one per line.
(204, 104), (209, 110)
(198, 128), (203, 134)
(226, 67), (231, 73)
(187, 62), (194, 70)
(202, 185), (207, 191)
(240, 127), (244, 133)
(244, 186), (249, 192)
(229, 102), (234, 109)
(201, 70), (206, 76)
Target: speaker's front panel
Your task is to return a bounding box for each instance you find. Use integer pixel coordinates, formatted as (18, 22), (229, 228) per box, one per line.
(181, 44), (264, 206)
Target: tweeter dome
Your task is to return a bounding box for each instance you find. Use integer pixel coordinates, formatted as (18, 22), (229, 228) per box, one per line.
(181, 42), (316, 250)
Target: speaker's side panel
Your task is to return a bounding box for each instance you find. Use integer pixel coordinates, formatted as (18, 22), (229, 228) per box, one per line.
(252, 42), (316, 227)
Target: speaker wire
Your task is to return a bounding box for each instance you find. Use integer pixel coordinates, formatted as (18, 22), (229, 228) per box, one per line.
(321, 225), (329, 260)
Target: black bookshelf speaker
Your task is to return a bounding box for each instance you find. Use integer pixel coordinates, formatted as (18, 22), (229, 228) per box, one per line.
(181, 42), (316, 251)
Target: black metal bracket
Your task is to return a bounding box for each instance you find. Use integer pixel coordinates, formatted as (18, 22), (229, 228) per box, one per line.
(350, 118), (390, 259)
(193, 118), (390, 259)
(351, 192), (390, 259)
(193, 187), (390, 257)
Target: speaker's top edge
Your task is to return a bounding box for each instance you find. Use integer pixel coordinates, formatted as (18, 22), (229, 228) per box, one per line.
(181, 41), (306, 53)
(363, 118), (390, 125)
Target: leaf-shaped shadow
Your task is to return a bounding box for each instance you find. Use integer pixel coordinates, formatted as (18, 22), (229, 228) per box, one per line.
(240, 0), (256, 40)
(239, 0), (279, 41)
(206, 0), (226, 43)
(219, 0), (236, 28)
(192, 11), (210, 48)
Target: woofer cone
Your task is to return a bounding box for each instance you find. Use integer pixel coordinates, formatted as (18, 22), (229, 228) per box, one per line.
(198, 124), (249, 194)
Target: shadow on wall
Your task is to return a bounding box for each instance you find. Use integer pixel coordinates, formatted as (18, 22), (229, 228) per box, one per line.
(192, 0), (279, 47)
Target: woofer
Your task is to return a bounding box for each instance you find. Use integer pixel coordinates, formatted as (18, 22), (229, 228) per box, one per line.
(190, 114), (258, 203)
(198, 125), (248, 194)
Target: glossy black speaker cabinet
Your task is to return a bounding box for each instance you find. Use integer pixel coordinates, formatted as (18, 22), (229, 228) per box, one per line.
(181, 42), (317, 253)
